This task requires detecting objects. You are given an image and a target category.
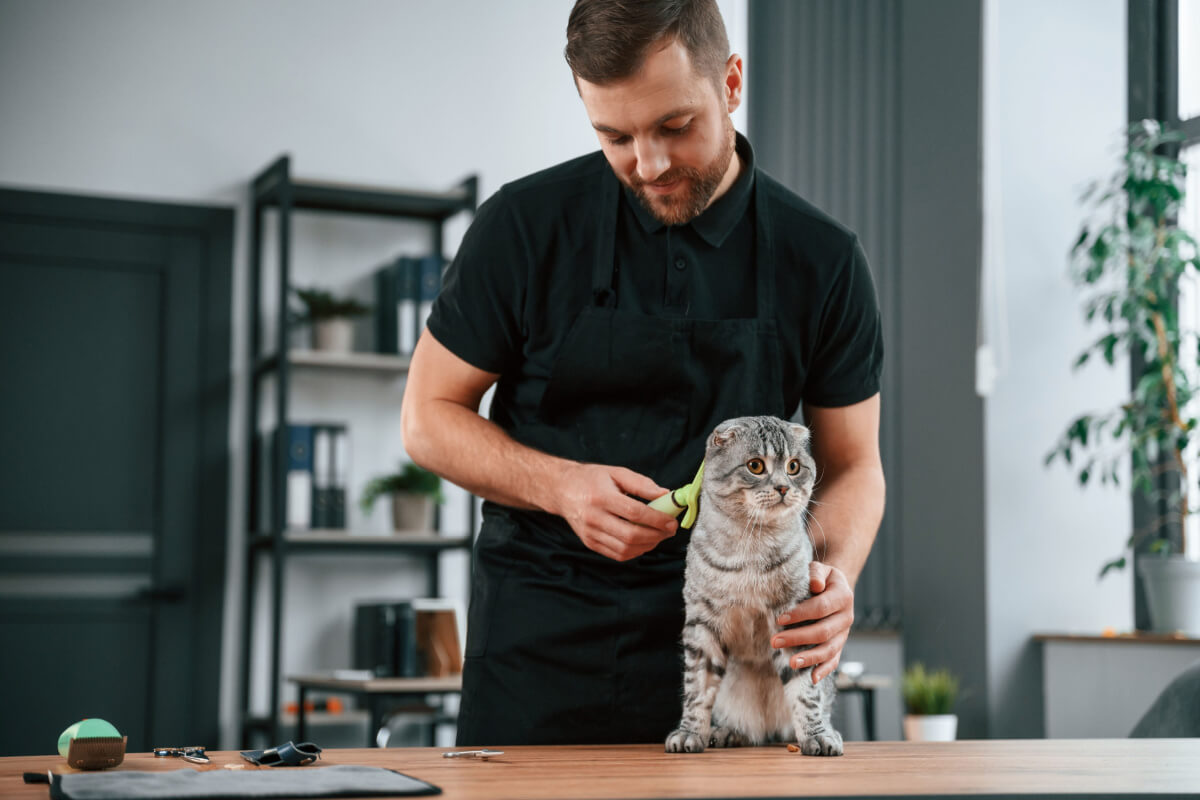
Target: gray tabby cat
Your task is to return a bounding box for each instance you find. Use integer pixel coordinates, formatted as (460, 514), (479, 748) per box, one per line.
(665, 415), (842, 756)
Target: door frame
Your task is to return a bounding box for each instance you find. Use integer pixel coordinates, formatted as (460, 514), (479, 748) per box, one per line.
(0, 186), (234, 745)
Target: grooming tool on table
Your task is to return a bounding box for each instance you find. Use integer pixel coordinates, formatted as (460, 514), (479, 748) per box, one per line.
(442, 749), (504, 760)
(58, 719), (127, 770)
(153, 746), (210, 764)
(647, 460), (705, 528)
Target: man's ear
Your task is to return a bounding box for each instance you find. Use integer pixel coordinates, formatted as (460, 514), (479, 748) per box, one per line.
(723, 53), (743, 114)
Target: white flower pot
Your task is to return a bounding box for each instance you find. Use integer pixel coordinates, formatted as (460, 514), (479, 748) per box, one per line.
(391, 493), (434, 533)
(903, 714), (957, 741)
(1138, 555), (1200, 636)
(312, 318), (354, 352)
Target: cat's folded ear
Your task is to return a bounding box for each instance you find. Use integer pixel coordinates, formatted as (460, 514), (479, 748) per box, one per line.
(789, 423), (812, 446)
(708, 419), (746, 450)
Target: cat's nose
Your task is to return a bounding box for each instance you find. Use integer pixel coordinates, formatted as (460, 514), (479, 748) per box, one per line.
(776, 486), (789, 497)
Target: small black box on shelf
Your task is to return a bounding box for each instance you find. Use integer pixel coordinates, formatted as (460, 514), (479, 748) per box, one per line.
(353, 601), (419, 678)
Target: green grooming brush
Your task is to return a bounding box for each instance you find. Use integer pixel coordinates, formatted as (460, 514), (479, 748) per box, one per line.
(647, 460), (705, 529)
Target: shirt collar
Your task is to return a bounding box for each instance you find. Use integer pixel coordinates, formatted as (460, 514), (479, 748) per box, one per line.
(623, 131), (756, 247)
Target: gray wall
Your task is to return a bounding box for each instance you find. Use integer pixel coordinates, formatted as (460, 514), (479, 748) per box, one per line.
(895, 0), (991, 739)
(749, 0), (902, 631)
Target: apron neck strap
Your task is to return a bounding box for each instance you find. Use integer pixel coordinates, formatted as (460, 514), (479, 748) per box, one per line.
(753, 170), (776, 322)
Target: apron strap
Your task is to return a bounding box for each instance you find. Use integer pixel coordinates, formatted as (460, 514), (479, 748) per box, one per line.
(591, 170), (620, 308)
(753, 170), (777, 323)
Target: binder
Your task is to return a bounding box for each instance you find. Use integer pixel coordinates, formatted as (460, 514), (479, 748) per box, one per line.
(397, 256), (420, 356)
(374, 261), (397, 355)
(353, 601), (419, 678)
(331, 425), (350, 529)
(416, 255), (442, 342)
(284, 425), (314, 530)
(311, 426), (333, 530)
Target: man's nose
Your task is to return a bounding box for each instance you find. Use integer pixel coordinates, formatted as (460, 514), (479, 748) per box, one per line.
(634, 139), (669, 183)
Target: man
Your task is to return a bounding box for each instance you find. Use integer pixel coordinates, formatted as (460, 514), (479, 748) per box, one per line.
(401, 0), (885, 745)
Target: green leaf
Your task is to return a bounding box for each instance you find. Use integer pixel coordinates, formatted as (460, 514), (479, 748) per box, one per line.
(1099, 556), (1127, 578)
(1073, 227), (1090, 251)
(1074, 351), (1091, 369)
(1102, 333), (1119, 365)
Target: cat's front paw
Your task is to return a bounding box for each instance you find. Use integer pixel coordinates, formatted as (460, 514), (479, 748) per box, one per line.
(797, 727), (843, 756)
(708, 726), (746, 748)
(665, 727), (707, 753)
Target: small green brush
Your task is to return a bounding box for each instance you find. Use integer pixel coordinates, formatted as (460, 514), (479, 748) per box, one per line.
(647, 461), (705, 529)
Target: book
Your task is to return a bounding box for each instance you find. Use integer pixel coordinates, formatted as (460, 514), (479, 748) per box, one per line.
(412, 598), (463, 677)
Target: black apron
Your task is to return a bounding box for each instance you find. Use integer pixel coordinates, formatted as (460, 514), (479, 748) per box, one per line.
(456, 170), (786, 746)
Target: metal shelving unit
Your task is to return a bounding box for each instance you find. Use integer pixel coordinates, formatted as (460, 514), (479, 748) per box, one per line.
(240, 154), (478, 747)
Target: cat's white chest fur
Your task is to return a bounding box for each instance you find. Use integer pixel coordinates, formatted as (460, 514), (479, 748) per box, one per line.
(713, 604), (772, 661)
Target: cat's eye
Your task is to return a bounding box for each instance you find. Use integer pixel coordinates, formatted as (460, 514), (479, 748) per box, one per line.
(787, 459), (801, 475)
(746, 459), (765, 475)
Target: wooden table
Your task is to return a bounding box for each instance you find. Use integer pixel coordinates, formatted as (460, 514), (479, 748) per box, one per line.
(5, 740), (1199, 799)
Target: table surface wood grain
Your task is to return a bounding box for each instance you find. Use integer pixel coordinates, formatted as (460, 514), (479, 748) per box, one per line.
(3, 740), (1198, 799)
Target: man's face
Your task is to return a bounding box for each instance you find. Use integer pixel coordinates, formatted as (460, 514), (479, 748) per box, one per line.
(577, 39), (740, 226)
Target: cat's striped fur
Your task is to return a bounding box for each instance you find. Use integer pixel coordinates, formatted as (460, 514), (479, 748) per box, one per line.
(665, 415), (842, 756)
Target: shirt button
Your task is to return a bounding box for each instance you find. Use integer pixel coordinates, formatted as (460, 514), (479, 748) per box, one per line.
(674, 258), (686, 271)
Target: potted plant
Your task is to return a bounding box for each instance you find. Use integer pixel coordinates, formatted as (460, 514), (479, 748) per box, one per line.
(291, 286), (371, 353)
(360, 463), (445, 533)
(901, 663), (960, 741)
(1046, 120), (1200, 635)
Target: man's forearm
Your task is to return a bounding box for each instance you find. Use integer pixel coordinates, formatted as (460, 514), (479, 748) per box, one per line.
(806, 462), (886, 587)
(403, 397), (573, 515)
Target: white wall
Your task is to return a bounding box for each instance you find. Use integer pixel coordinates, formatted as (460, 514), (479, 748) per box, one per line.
(982, 0), (1133, 738)
(0, 0), (748, 749)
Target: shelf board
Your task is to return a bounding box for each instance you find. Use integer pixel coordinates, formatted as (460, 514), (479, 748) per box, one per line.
(256, 350), (411, 377)
(250, 531), (471, 553)
(256, 171), (476, 221)
(289, 673), (463, 694)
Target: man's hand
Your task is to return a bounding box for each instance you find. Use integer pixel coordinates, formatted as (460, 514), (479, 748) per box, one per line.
(554, 463), (679, 561)
(771, 562), (855, 683)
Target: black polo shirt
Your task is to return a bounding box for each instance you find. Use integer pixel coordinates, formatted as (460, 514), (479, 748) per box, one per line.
(427, 133), (882, 437)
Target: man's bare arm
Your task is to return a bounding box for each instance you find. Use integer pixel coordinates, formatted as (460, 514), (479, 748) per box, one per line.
(770, 394), (886, 682)
(400, 329), (678, 561)
(803, 394), (886, 588)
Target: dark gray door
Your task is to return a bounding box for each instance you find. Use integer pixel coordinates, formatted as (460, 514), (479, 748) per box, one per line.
(0, 189), (232, 756)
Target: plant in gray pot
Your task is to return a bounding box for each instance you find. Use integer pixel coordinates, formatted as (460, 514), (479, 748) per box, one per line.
(360, 463), (444, 534)
(1047, 120), (1200, 635)
(291, 286), (371, 353)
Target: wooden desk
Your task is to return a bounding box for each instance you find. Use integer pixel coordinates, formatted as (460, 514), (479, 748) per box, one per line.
(4, 740), (1198, 799)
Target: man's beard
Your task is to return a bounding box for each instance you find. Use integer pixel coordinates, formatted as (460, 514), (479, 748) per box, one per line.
(626, 117), (736, 226)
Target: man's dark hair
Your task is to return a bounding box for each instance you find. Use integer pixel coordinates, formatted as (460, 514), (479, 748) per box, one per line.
(565, 0), (730, 88)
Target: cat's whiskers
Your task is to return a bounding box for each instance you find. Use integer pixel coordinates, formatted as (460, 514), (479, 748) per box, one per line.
(802, 506), (828, 563)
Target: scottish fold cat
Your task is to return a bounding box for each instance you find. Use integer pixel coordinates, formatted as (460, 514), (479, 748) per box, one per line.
(665, 415), (842, 756)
